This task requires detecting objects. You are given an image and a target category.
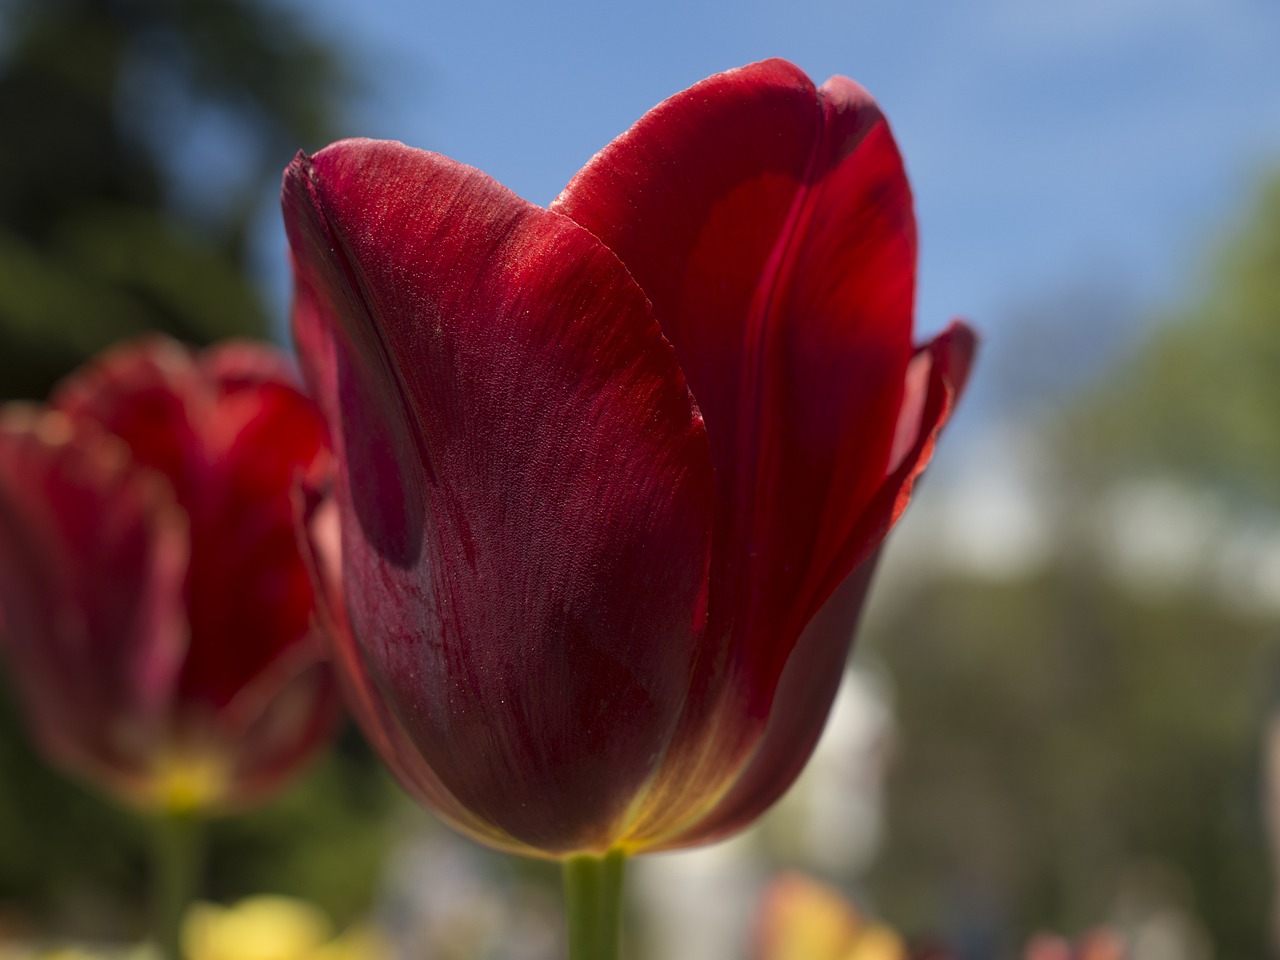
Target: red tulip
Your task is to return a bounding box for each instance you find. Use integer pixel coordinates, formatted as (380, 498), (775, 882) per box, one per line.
(284, 58), (974, 858)
(0, 337), (339, 811)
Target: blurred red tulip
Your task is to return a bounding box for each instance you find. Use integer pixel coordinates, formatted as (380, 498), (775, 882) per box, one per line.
(0, 337), (339, 811)
(1024, 930), (1127, 960)
(284, 58), (974, 857)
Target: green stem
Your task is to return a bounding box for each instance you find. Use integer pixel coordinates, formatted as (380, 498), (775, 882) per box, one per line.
(151, 809), (204, 960)
(562, 849), (626, 960)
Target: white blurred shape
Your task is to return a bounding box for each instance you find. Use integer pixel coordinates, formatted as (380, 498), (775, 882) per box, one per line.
(631, 834), (761, 960)
(767, 666), (895, 874)
(1097, 479), (1222, 593)
(379, 831), (558, 960)
(890, 424), (1055, 583)
(1215, 525), (1280, 616)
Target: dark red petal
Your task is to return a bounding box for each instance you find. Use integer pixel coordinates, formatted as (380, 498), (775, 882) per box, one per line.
(0, 408), (189, 799)
(807, 320), (977, 613)
(554, 60), (918, 835)
(297, 489), (531, 853)
(553, 61), (913, 627)
(177, 378), (329, 709)
(634, 322), (974, 849)
(283, 139), (716, 853)
(658, 556), (879, 848)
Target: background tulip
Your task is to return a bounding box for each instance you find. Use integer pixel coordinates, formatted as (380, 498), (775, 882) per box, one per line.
(284, 58), (973, 958)
(0, 335), (341, 958)
(0, 336), (339, 815)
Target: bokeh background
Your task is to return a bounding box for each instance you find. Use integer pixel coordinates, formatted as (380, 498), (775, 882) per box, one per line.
(2, 1), (1279, 958)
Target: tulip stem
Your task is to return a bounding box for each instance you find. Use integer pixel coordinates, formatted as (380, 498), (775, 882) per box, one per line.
(562, 849), (626, 960)
(152, 809), (203, 960)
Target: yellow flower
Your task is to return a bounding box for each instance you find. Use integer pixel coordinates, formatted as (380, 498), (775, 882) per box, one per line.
(757, 873), (907, 960)
(182, 897), (387, 960)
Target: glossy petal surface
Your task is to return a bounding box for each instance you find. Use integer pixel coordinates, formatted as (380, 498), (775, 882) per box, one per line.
(554, 59), (924, 841)
(284, 140), (716, 853)
(668, 321), (975, 846)
(555, 59), (912, 637)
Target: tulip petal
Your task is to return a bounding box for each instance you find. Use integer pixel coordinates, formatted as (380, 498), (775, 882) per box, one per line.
(812, 320), (976, 613)
(52, 337), (204, 504)
(51, 338), (330, 712)
(177, 378), (328, 711)
(661, 557), (878, 848)
(284, 140), (716, 852)
(555, 58), (913, 644)
(659, 321), (976, 847)
(554, 59), (921, 838)
(0, 408), (189, 797)
(296, 485), (530, 853)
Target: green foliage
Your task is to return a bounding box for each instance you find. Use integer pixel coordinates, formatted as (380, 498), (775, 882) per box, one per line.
(205, 728), (406, 926)
(0, 683), (401, 936)
(867, 170), (1280, 958)
(0, 0), (387, 936)
(0, 0), (349, 399)
(865, 567), (1273, 958)
(1068, 174), (1280, 507)
(0, 681), (149, 939)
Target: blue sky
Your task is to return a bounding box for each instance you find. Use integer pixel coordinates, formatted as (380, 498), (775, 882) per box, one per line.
(266, 0), (1280, 419)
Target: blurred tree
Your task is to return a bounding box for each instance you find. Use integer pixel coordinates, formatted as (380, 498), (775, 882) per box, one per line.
(865, 567), (1272, 960)
(865, 170), (1280, 960)
(1067, 173), (1280, 509)
(0, 0), (403, 936)
(0, 0), (348, 398)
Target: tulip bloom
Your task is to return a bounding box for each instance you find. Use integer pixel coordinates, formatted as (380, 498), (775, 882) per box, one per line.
(0, 336), (339, 813)
(284, 58), (974, 860)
